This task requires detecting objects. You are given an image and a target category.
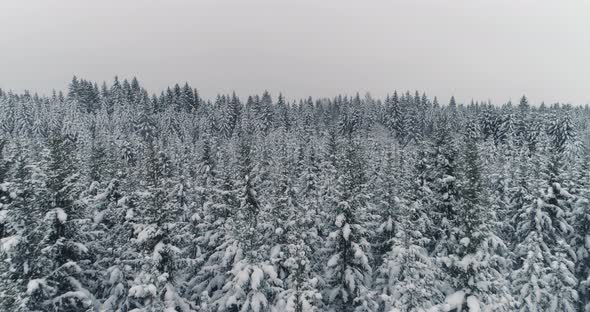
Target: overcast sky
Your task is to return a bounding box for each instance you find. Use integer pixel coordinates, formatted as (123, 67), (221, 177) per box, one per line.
(1, 0), (589, 105)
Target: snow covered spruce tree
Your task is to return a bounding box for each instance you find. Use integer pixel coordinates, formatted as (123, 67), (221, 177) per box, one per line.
(573, 144), (590, 311)
(0, 138), (12, 240)
(373, 170), (444, 311)
(126, 116), (192, 311)
(3, 78), (590, 311)
(512, 193), (557, 311)
(512, 112), (580, 312)
(186, 143), (240, 311)
(370, 149), (401, 266)
(0, 144), (33, 311)
(88, 177), (138, 311)
(504, 151), (534, 251)
(512, 162), (578, 311)
(324, 138), (376, 312)
(19, 131), (98, 311)
(299, 144), (323, 246)
(441, 126), (511, 311)
(272, 143), (323, 312)
(429, 114), (462, 257)
(214, 133), (282, 312)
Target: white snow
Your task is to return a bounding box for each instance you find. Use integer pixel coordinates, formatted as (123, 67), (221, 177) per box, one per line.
(441, 290), (465, 312)
(335, 214), (345, 227)
(251, 292), (267, 312)
(385, 217), (393, 232)
(354, 246), (364, 259)
(235, 266), (250, 287)
(441, 176), (456, 184)
(94, 190), (108, 203)
(63, 261), (82, 273)
(261, 264), (278, 280)
(108, 267), (123, 285)
(164, 283), (183, 312)
(27, 278), (46, 295)
(164, 286), (177, 311)
(0, 235), (19, 252)
(466, 296), (480, 312)
(327, 254), (340, 267)
(270, 245), (281, 261)
(55, 208), (68, 223)
(158, 272), (170, 283)
(125, 208), (134, 220)
(129, 284), (157, 298)
(73, 242), (89, 253)
(136, 224), (157, 243)
(117, 196), (128, 207)
(342, 223), (351, 241)
(251, 266), (263, 290)
(0, 210), (8, 223)
(53, 290), (92, 306)
(344, 268), (356, 293)
(93, 210), (106, 224)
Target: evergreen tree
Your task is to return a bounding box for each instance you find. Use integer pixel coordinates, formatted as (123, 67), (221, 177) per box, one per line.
(20, 132), (97, 311)
(374, 197), (444, 311)
(324, 140), (375, 312)
(513, 135), (578, 311)
(2, 77), (590, 311)
(371, 150), (400, 264)
(273, 150), (323, 312)
(573, 148), (590, 311)
(215, 136), (282, 312)
(126, 142), (193, 311)
(442, 134), (511, 311)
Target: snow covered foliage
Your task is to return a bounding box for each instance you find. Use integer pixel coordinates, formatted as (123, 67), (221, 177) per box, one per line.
(324, 140), (376, 312)
(440, 137), (512, 310)
(0, 78), (589, 311)
(216, 261), (282, 312)
(374, 198), (444, 311)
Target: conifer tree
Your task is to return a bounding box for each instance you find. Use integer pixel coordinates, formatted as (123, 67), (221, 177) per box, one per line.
(371, 149), (400, 264)
(442, 132), (511, 311)
(374, 196), (444, 311)
(324, 140), (375, 312)
(20, 132), (97, 311)
(215, 135), (282, 312)
(273, 149), (323, 312)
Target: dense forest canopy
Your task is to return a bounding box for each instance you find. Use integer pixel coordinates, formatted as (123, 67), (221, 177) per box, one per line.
(0, 76), (589, 311)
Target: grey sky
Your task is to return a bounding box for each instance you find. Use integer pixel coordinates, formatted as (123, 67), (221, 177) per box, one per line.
(1, 0), (589, 105)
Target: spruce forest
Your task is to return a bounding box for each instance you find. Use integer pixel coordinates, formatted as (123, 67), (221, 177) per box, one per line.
(1, 76), (590, 312)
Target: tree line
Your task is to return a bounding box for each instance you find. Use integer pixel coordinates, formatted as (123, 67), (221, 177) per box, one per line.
(0, 76), (589, 311)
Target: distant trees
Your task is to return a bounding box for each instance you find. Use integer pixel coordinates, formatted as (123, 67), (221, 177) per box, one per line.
(1, 77), (589, 311)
